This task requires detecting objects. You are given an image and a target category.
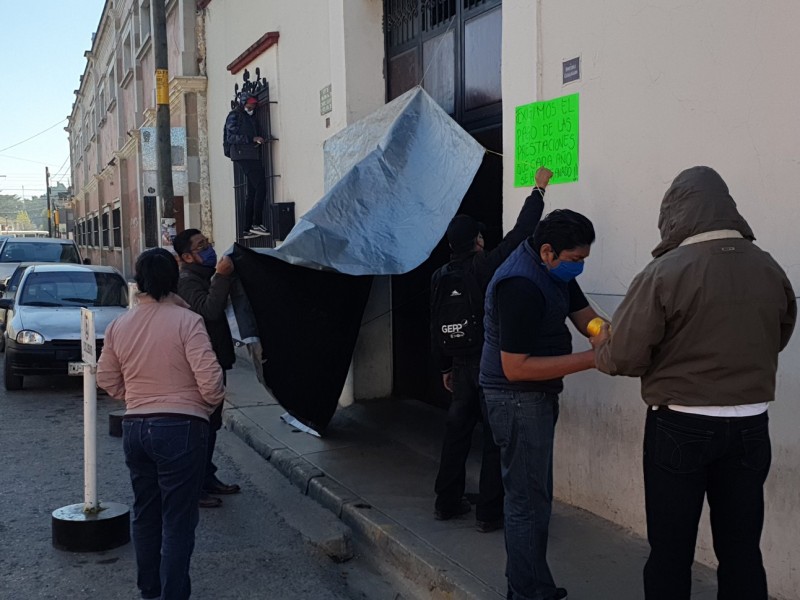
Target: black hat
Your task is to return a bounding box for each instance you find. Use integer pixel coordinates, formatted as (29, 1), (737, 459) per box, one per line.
(446, 214), (484, 253)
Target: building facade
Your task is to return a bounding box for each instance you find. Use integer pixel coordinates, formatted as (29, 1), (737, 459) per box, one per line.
(503, 3), (800, 598)
(67, 1), (800, 596)
(203, 2), (800, 596)
(67, 0), (209, 278)
(202, 0), (390, 400)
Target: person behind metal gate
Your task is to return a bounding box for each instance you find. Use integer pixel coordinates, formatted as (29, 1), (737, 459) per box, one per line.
(224, 94), (270, 240)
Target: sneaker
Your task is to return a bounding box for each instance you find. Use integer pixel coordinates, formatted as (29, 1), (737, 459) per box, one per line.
(434, 497), (472, 521)
(249, 224), (270, 236)
(552, 588), (568, 600)
(240, 230), (258, 240)
(475, 517), (504, 533)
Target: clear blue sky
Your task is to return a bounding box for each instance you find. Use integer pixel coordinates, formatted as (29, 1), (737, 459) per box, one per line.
(0, 0), (106, 199)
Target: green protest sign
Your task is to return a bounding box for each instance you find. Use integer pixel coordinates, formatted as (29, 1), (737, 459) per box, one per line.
(514, 93), (579, 186)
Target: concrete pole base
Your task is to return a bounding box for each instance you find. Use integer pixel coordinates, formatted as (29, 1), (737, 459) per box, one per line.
(108, 409), (125, 437)
(52, 502), (130, 552)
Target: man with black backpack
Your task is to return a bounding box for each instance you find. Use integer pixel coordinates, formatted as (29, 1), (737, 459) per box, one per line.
(430, 166), (553, 532)
(224, 94), (270, 240)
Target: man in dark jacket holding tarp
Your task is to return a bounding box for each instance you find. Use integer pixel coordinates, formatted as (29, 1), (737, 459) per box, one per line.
(593, 166), (796, 600)
(174, 229), (241, 508)
(430, 167), (552, 532)
(224, 95), (269, 240)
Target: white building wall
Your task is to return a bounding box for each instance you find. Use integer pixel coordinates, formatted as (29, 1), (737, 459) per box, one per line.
(504, 2), (800, 598)
(204, 1), (390, 398)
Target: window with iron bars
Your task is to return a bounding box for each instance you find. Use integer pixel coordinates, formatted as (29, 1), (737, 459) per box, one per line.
(92, 215), (100, 247)
(112, 207), (121, 249)
(102, 210), (110, 248)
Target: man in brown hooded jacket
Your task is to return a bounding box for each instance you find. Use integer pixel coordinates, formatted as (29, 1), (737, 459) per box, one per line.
(593, 166), (796, 600)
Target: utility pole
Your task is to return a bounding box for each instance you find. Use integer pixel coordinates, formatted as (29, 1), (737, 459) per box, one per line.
(153, 0), (175, 237)
(46, 167), (53, 237)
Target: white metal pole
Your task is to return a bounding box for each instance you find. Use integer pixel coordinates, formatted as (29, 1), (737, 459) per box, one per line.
(84, 364), (98, 512)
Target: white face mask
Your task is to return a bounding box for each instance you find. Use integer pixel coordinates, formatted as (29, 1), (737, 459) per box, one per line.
(244, 108), (254, 116)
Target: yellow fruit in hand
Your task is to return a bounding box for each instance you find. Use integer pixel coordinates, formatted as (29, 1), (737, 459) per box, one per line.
(587, 317), (607, 337)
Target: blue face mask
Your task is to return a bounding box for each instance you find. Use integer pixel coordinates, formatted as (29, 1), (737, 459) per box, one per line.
(197, 247), (217, 268)
(549, 260), (584, 282)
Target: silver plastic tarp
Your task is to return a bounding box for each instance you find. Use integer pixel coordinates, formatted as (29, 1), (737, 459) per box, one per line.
(257, 85), (485, 274)
(226, 86), (485, 432)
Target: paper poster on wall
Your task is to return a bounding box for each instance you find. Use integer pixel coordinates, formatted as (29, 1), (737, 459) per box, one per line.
(514, 93), (579, 186)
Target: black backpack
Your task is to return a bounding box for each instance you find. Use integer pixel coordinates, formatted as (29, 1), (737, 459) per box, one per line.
(223, 111), (234, 158)
(431, 260), (484, 356)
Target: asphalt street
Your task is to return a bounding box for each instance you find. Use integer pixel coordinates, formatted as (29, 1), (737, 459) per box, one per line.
(0, 373), (404, 600)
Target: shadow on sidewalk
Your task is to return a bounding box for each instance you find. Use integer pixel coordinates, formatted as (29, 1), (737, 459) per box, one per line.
(223, 361), (720, 599)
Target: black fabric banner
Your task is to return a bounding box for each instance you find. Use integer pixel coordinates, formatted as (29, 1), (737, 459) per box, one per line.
(231, 244), (373, 433)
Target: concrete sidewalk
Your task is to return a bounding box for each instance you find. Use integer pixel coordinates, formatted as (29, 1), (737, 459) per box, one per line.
(222, 359), (719, 599)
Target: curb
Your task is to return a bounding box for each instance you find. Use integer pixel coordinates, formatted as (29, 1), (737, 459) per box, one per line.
(223, 405), (501, 600)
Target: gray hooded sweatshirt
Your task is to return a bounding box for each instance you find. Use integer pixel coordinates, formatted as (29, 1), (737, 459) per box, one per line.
(595, 166), (796, 407)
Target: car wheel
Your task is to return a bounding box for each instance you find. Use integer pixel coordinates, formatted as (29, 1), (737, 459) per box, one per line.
(4, 354), (22, 390)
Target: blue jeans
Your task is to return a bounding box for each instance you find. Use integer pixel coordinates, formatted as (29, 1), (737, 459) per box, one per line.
(123, 417), (209, 600)
(643, 408), (771, 600)
(484, 389), (560, 600)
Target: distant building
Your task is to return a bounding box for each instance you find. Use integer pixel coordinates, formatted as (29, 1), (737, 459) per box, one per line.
(67, 0), (208, 277)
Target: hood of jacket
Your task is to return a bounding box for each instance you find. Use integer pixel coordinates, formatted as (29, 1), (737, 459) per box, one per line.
(652, 166), (755, 258)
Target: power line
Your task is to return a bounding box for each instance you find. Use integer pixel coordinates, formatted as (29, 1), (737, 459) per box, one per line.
(0, 154), (58, 167)
(0, 118), (68, 154)
(52, 155), (71, 181)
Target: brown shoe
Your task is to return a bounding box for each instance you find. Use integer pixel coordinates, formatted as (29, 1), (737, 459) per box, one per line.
(199, 493), (223, 508)
(476, 518), (504, 533)
(203, 475), (241, 495)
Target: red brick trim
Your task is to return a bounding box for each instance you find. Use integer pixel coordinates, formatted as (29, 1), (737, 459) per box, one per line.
(226, 32), (280, 74)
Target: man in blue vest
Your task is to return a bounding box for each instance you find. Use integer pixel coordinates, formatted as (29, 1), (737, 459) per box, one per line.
(480, 209), (602, 600)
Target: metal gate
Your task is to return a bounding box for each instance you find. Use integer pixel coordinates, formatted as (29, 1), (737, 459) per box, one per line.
(230, 68), (278, 249)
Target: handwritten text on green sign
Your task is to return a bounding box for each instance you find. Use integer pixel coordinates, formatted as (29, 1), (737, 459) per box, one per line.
(514, 94), (579, 186)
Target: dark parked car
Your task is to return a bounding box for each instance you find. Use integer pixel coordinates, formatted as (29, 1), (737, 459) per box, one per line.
(1, 264), (128, 390)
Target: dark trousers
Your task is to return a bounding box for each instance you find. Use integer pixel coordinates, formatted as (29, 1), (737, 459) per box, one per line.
(434, 355), (504, 522)
(643, 408), (771, 600)
(204, 370), (226, 487)
(123, 417), (208, 600)
(236, 160), (267, 231)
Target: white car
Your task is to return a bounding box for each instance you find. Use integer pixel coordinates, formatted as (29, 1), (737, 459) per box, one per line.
(0, 264), (128, 390)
